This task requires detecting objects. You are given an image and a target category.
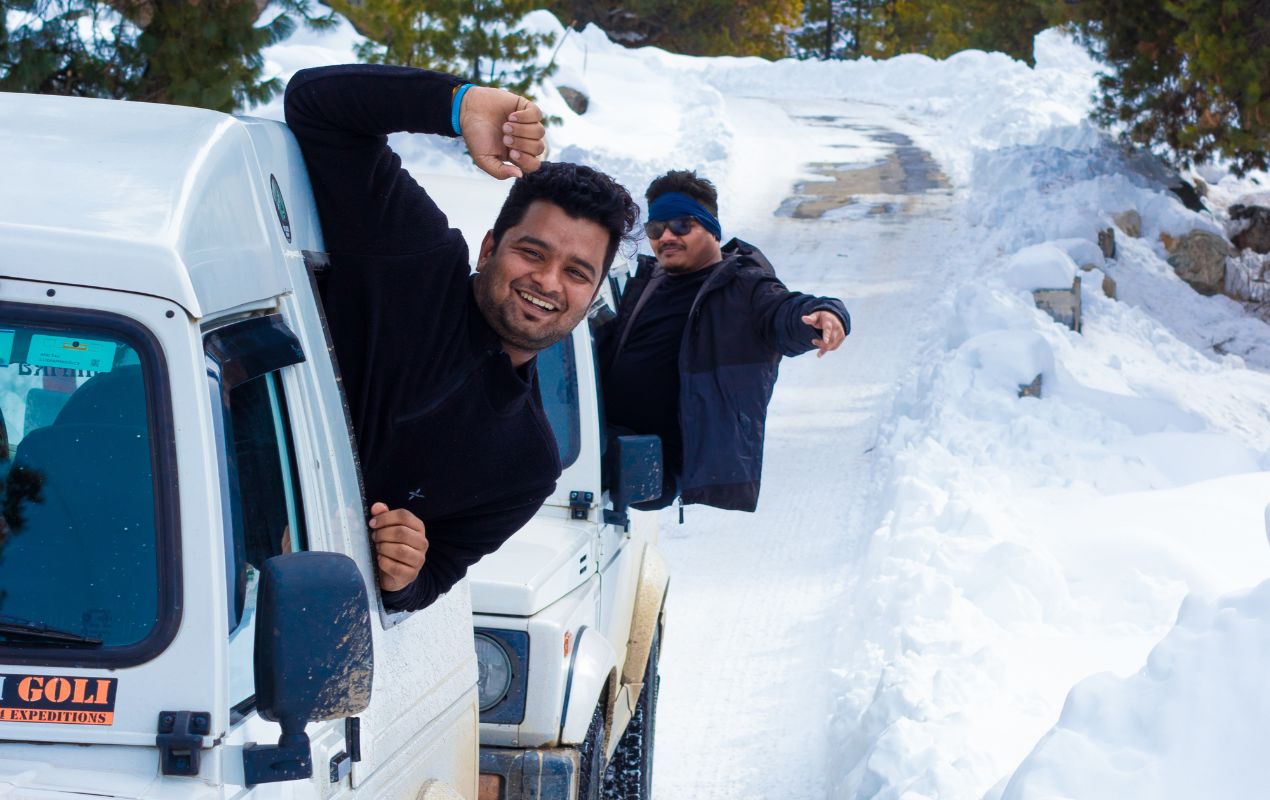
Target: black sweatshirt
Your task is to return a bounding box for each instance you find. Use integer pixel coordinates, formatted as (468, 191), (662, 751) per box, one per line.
(603, 265), (714, 475)
(284, 65), (561, 611)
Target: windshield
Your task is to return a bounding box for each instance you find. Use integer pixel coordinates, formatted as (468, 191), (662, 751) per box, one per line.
(538, 336), (580, 469)
(0, 320), (160, 648)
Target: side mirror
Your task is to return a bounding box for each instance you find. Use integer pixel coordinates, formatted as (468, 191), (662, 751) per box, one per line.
(606, 435), (662, 528)
(243, 552), (374, 786)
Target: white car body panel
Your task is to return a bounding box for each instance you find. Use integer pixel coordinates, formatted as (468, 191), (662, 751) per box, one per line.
(558, 629), (618, 745)
(0, 93), (478, 799)
(468, 516), (596, 617)
(0, 93), (293, 318)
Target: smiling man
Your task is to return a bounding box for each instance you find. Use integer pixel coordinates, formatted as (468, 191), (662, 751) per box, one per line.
(285, 65), (639, 611)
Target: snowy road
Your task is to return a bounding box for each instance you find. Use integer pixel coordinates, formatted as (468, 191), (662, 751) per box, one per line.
(653, 99), (959, 800)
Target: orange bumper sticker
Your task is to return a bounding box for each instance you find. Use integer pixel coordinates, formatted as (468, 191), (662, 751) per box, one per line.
(0, 674), (117, 726)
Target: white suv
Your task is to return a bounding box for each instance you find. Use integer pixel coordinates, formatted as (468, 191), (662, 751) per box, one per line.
(468, 279), (670, 800)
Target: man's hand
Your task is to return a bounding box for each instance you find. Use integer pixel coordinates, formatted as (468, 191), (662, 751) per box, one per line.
(802, 310), (846, 357)
(368, 501), (428, 593)
(459, 86), (546, 180)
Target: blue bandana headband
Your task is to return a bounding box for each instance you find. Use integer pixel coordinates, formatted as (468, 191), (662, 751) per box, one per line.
(648, 192), (722, 240)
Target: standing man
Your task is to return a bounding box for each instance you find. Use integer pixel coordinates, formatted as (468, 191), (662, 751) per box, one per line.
(598, 170), (849, 513)
(285, 65), (639, 610)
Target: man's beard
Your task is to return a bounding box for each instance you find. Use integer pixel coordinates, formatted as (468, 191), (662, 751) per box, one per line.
(474, 256), (578, 353)
(654, 243), (703, 275)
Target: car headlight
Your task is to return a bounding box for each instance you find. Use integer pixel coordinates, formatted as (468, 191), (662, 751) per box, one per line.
(475, 633), (513, 711)
(474, 628), (529, 723)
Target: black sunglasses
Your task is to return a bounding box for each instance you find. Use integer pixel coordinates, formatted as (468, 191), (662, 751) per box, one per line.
(644, 216), (696, 239)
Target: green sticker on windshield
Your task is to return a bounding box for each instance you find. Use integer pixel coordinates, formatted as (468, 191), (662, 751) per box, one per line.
(0, 330), (13, 367)
(29, 335), (116, 373)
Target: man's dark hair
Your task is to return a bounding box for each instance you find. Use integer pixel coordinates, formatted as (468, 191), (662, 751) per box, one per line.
(492, 162), (640, 272)
(646, 170), (718, 218)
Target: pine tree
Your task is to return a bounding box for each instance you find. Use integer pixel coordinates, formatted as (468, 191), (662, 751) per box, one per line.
(1, 0), (146, 97)
(329, 0), (554, 94)
(542, 0), (802, 59)
(1061, 0), (1270, 174)
(791, 0), (889, 60)
(959, 0), (1049, 65)
(1, 0), (334, 111)
(791, 0), (1048, 65)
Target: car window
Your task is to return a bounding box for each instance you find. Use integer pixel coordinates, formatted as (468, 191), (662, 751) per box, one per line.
(0, 323), (161, 648)
(212, 370), (307, 719)
(538, 336), (580, 469)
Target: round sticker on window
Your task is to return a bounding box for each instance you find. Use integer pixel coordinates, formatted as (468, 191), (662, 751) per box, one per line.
(270, 174), (292, 242)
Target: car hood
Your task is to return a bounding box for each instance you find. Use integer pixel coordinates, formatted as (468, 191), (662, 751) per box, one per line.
(468, 516), (596, 617)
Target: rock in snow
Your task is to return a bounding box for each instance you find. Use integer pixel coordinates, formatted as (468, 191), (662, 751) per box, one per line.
(1224, 250), (1270, 303)
(1113, 209), (1142, 238)
(1167, 231), (1232, 295)
(556, 86), (589, 115)
(1229, 204), (1270, 254)
(1098, 227), (1116, 259)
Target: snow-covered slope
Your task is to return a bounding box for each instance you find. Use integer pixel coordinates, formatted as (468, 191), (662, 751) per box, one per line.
(257, 14), (1270, 799)
(999, 580), (1270, 799)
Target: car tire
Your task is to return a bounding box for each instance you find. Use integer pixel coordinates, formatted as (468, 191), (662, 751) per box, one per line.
(575, 702), (606, 800)
(603, 621), (661, 800)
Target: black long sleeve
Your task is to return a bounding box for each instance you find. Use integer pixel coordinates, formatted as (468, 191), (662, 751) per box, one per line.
(285, 66), (561, 612)
(284, 65), (464, 255)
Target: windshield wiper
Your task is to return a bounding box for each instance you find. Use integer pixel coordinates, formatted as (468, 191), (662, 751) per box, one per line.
(0, 615), (102, 646)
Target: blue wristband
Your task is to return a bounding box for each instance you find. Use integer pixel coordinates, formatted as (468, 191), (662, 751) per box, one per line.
(452, 84), (475, 135)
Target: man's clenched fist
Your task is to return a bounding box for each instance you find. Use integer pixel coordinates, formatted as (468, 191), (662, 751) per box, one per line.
(368, 501), (428, 593)
(459, 86), (546, 180)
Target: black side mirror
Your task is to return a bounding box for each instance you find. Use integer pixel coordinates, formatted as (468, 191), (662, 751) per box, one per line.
(243, 552), (374, 786)
(605, 435), (662, 528)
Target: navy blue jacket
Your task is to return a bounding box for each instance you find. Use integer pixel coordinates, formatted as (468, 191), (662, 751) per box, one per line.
(599, 239), (849, 512)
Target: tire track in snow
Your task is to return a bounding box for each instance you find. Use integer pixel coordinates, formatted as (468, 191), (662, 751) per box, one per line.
(652, 99), (961, 799)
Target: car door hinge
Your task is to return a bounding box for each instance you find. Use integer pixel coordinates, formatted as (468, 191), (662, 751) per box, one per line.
(569, 491), (593, 521)
(347, 716), (361, 761)
(330, 717), (361, 783)
(156, 710), (210, 777)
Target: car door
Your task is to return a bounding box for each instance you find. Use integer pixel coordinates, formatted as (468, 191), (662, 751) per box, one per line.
(203, 313), (350, 795)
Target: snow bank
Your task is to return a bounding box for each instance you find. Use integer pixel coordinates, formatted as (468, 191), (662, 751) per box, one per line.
(999, 578), (1270, 800)
(1003, 244), (1078, 291)
(964, 130), (1270, 370)
(819, 35), (1270, 800)
(689, 30), (1098, 186)
(828, 249), (1270, 798)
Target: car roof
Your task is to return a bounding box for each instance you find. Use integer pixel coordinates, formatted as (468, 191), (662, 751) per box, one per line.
(0, 92), (296, 318)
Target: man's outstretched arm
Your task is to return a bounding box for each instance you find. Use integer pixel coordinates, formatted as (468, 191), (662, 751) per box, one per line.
(750, 277), (850, 358)
(283, 65), (544, 256)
